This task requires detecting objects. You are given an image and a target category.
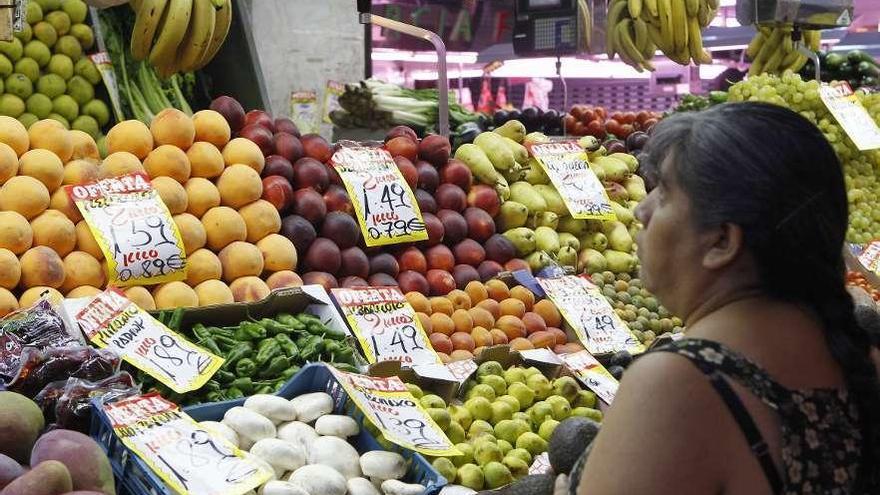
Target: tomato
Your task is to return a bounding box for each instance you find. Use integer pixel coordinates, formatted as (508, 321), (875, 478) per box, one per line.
(620, 123), (634, 137)
(563, 114), (577, 132)
(623, 113), (639, 125)
(642, 118), (659, 131)
(605, 119), (623, 137)
(570, 105), (588, 120)
(636, 111), (651, 125)
(587, 120), (605, 138)
(610, 112), (625, 123)
(594, 107), (607, 120)
(572, 121), (587, 136)
(582, 109), (596, 123)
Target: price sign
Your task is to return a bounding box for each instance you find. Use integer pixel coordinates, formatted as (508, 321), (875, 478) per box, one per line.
(331, 146), (428, 247)
(858, 241), (880, 275)
(77, 288), (224, 393)
(558, 350), (619, 404)
(103, 394), (272, 495)
(330, 367), (460, 457)
(531, 142), (616, 220)
(89, 52), (126, 124)
(332, 286), (440, 366)
(66, 172), (187, 287)
(820, 82), (880, 151)
(446, 358), (478, 381)
(529, 452), (552, 475)
(538, 275), (644, 355)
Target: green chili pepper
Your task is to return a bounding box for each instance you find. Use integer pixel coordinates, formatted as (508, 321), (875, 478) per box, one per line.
(214, 370), (235, 384)
(256, 318), (292, 336)
(156, 310), (169, 326)
(334, 346), (357, 365)
(204, 380), (221, 392)
(213, 334), (238, 350)
(222, 342), (253, 369)
(280, 365), (300, 380)
(193, 326), (223, 355)
(299, 335), (325, 361)
(276, 313), (306, 330)
(231, 377), (254, 394)
(209, 326), (236, 339)
(261, 355), (290, 378)
(167, 308), (185, 331)
(305, 320), (347, 341)
(235, 321), (267, 341)
(206, 391), (225, 402)
(255, 339), (282, 366)
(332, 362), (360, 373)
(227, 387), (244, 399)
(274, 334), (299, 357)
(254, 385), (274, 395)
(235, 358), (256, 376)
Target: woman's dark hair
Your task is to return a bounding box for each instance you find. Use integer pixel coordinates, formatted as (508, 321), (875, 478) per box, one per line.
(641, 101), (880, 491)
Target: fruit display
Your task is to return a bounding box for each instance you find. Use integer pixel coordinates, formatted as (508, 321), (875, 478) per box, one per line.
(746, 26), (820, 76)
(0, 0), (108, 135)
(605, 0), (716, 71)
(141, 310), (360, 406)
(405, 280), (583, 363)
(728, 72), (880, 243)
(417, 361), (601, 490)
(563, 105), (661, 140)
(493, 107), (564, 136)
(800, 50), (880, 89)
(0, 392), (116, 494)
(670, 91), (728, 113)
(847, 270), (880, 303)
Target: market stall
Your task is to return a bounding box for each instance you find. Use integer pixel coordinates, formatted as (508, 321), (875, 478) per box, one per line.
(0, 0), (878, 494)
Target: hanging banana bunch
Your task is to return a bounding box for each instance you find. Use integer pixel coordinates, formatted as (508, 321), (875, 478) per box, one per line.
(746, 26), (820, 76)
(130, 0), (232, 77)
(606, 0), (715, 71)
(577, 0), (594, 53)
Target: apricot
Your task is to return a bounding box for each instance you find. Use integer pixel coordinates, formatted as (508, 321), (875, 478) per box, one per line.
(184, 248), (221, 286)
(149, 176), (187, 215)
(528, 330), (555, 349)
(66, 285), (102, 298)
(229, 275), (270, 302)
(497, 315), (527, 341)
(485, 279), (510, 301)
(490, 328), (508, 345)
(201, 206), (246, 251)
(19, 245), (65, 288)
(19, 148), (64, 191)
(0, 116), (29, 156)
(172, 213), (206, 255)
(0, 287), (18, 315)
(0, 175), (49, 219)
(187, 141), (224, 179)
(62, 158), (99, 185)
(429, 333), (453, 355)
(192, 110), (231, 149)
(0, 211), (32, 254)
(429, 296), (453, 316)
(75, 220), (102, 260)
(471, 326), (492, 348)
(0, 142), (17, 184)
(240, 199), (280, 242)
(98, 151), (144, 179)
(476, 298), (500, 319)
(29, 119), (72, 162)
(153, 281), (198, 309)
(510, 337), (534, 351)
(144, 144), (191, 183)
(266, 270), (303, 290)
(49, 188), (81, 222)
(69, 129), (100, 161)
(468, 307), (495, 330)
(533, 299), (562, 328)
(450, 332), (475, 352)
(499, 298), (527, 319)
(19, 286), (63, 307)
(106, 119), (153, 159)
(547, 327), (567, 345)
(31, 210), (76, 256)
(123, 286), (155, 310)
(464, 280), (488, 304)
(184, 177), (220, 218)
(0, 248), (20, 289)
(60, 251), (104, 292)
(405, 291), (431, 314)
(217, 164), (262, 208)
(522, 311), (548, 335)
(446, 289), (471, 310)
(429, 312), (454, 336)
(451, 308), (473, 333)
(256, 233), (296, 272)
(510, 285), (535, 311)
(194, 279), (234, 306)
(416, 312), (431, 333)
(150, 108), (195, 150)
(218, 241), (263, 282)
(222, 137), (264, 174)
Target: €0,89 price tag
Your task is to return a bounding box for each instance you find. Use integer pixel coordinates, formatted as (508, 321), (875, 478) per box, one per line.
(77, 289), (224, 393)
(331, 146), (428, 247)
(531, 142), (616, 221)
(558, 350), (619, 404)
(819, 82), (880, 151)
(857, 241), (880, 275)
(66, 172), (187, 287)
(330, 367), (460, 457)
(332, 286), (440, 366)
(538, 275), (644, 356)
(103, 394), (272, 495)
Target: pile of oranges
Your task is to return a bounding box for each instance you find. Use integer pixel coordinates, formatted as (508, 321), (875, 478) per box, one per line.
(847, 270), (880, 302)
(405, 280), (584, 362)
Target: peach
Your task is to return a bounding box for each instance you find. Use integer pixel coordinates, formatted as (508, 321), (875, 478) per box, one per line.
(499, 298), (526, 318)
(192, 110), (231, 149)
(152, 176), (188, 214)
(510, 285), (536, 311)
(464, 280), (488, 304)
(547, 327), (567, 345)
(222, 137), (265, 174)
(66, 285), (102, 298)
(62, 159), (99, 186)
(426, 245), (455, 272)
(240, 199), (281, 242)
(429, 312), (454, 336)
(450, 331), (475, 352)
(426, 269), (455, 296)
(49, 188), (82, 223)
(416, 312), (431, 333)
(19, 286), (63, 307)
(398, 247), (427, 274)
(152, 281), (198, 309)
(144, 145), (191, 183)
(405, 291), (431, 314)
(69, 130), (100, 161)
(449, 349), (473, 362)
(218, 241), (264, 282)
(150, 108), (194, 150)
(0, 115), (29, 156)
(554, 343), (584, 354)
(0, 211), (32, 254)
(19, 149), (64, 192)
(446, 289), (471, 310)
(194, 279), (234, 306)
(29, 119), (72, 162)
(0, 248), (20, 289)
(429, 296), (453, 316)
(98, 151), (144, 179)
(229, 275), (271, 302)
(522, 312), (548, 335)
(497, 315), (527, 341)
(476, 298), (500, 319)
(468, 307), (495, 330)
(471, 326), (492, 348)
(106, 119), (153, 159)
(490, 328), (509, 345)
(0, 175), (49, 219)
(510, 337), (534, 351)
(266, 270), (303, 290)
(528, 330), (555, 349)
(534, 299), (562, 328)
(485, 279), (510, 301)
(256, 233), (296, 273)
(451, 309), (473, 333)
(184, 177), (220, 218)
(187, 141), (225, 179)
(123, 286), (155, 310)
(185, 248), (222, 286)
(217, 164), (262, 208)
(75, 221), (102, 260)
(429, 333), (453, 355)
(437, 352), (451, 364)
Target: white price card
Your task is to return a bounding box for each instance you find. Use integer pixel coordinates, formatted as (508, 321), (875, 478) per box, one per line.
(77, 288), (224, 393)
(65, 172), (187, 287)
(102, 394), (272, 495)
(90, 52), (126, 124)
(331, 146), (428, 246)
(819, 82), (880, 151)
(332, 286), (440, 366)
(858, 241), (880, 275)
(531, 142), (616, 220)
(330, 367), (460, 457)
(529, 452), (552, 475)
(538, 275), (644, 355)
(558, 350), (619, 404)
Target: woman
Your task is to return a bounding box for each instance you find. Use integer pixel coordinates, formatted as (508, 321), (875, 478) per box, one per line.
(573, 102), (880, 494)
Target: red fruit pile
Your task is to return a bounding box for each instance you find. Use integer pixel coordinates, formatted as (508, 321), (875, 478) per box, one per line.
(563, 105), (661, 139)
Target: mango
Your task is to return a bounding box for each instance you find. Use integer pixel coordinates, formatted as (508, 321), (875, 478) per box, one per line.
(1, 460), (71, 495)
(0, 391), (44, 463)
(30, 429), (115, 494)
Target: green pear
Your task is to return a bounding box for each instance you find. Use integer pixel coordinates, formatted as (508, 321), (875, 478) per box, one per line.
(512, 412), (531, 425)
(510, 181), (548, 213)
(523, 367), (543, 377)
(610, 201), (634, 226)
(483, 461), (514, 489)
(456, 463), (485, 490)
(497, 439), (513, 456)
(515, 432), (548, 455)
(494, 120), (527, 143)
(523, 131), (550, 147)
(477, 360), (504, 379)
(497, 201), (529, 231)
(507, 448), (532, 465)
(474, 439), (504, 466)
(420, 394), (447, 409)
(467, 383), (497, 402)
(405, 383), (424, 398)
(577, 135), (601, 152)
(534, 184), (568, 216)
(523, 160), (550, 185)
(512, 419), (532, 436)
(546, 395), (572, 421)
(535, 226), (561, 253)
(571, 407), (604, 422)
(490, 401), (514, 425)
(494, 419), (521, 444)
(558, 216), (590, 236)
(608, 152), (639, 173)
(552, 376), (581, 402)
(447, 421), (466, 444)
(427, 408), (451, 429)
(526, 211), (559, 230)
(502, 455), (530, 479)
(526, 373), (553, 400)
(526, 251), (553, 273)
(508, 382), (536, 409)
(578, 248), (608, 274)
(503, 367), (527, 385)
(572, 390), (598, 409)
(503, 227), (537, 257)
(433, 457), (457, 482)
(449, 404), (474, 431)
(497, 394), (521, 413)
(528, 401), (554, 427)
(453, 443), (475, 467)
(556, 246), (578, 269)
(558, 232), (580, 251)
(538, 418), (560, 441)
(582, 232), (609, 251)
(465, 396), (493, 422)
(479, 375), (507, 397)
(468, 419), (495, 440)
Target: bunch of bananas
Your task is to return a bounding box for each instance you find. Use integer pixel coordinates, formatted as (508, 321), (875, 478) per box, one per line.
(577, 0), (593, 53)
(129, 0), (232, 77)
(606, 0), (716, 71)
(746, 26), (820, 76)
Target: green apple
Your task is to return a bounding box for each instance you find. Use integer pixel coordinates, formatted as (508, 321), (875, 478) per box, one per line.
(467, 383), (497, 402)
(571, 407), (603, 422)
(552, 376), (580, 402)
(447, 421), (466, 443)
(479, 375), (508, 397)
(449, 404), (473, 430)
(476, 360), (504, 379)
(432, 457), (456, 482)
(572, 390), (598, 409)
(453, 443), (474, 467)
(427, 407), (451, 429)
(483, 461), (514, 489)
(474, 440), (503, 466)
(526, 374), (552, 400)
(406, 383), (424, 398)
(546, 395), (572, 421)
(503, 367), (527, 385)
(468, 419), (495, 440)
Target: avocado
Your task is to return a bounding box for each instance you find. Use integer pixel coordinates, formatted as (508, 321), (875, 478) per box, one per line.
(609, 350), (633, 369)
(547, 417), (600, 475)
(502, 474), (555, 495)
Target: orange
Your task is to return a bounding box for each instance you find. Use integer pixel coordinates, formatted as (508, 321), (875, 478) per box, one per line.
(497, 315), (527, 341)
(446, 289), (472, 310)
(451, 309), (474, 333)
(468, 307), (495, 330)
(476, 299), (500, 319)
(417, 312), (432, 333)
(430, 313), (455, 335)
(406, 291), (431, 313)
(464, 280), (488, 304)
(430, 296), (454, 316)
(485, 279), (510, 301)
(499, 298), (526, 318)
(510, 285), (535, 311)
(533, 299), (562, 328)
(471, 326), (492, 347)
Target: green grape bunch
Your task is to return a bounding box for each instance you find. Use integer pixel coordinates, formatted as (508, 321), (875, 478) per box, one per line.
(728, 71), (880, 244)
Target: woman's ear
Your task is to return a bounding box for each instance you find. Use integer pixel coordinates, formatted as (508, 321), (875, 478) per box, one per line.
(702, 223), (745, 270)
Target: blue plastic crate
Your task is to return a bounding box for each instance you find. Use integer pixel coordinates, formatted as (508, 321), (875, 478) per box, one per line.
(91, 363), (448, 495)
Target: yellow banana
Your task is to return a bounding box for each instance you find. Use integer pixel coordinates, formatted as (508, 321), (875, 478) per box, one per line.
(786, 53), (808, 72)
(131, 0), (168, 61)
(746, 31), (765, 59)
(628, 0), (643, 19)
(658, 0), (673, 54)
(697, 1), (714, 27)
(753, 27), (783, 65)
(633, 18), (649, 53)
(208, 0), (224, 7)
(177, 0), (215, 72)
(618, 20), (645, 63)
(762, 44), (786, 73)
(130, 0), (143, 12)
(578, 0), (592, 52)
(671, 0), (688, 54)
(685, 0), (699, 17)
(644, 0), (659, 18)
(647, 23), (667, 51)
(642, 39), (657, 59)
(194, 0), (231, 70)
(706, 0), (718, 9)
(780, 49), (799, 69)
(687, 16), (703, 64)
(148, 0), (193, 68)
(808, 29), (821, 51)
(605, 0), (629, 59)
(697, 49), (712, 64)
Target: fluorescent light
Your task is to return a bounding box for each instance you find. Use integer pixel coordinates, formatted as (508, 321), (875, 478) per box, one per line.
(410, 69), (485, 80)
(699, 64), (730, 79)
(487, 57), (652, 79)
(371, 49), (478, 64)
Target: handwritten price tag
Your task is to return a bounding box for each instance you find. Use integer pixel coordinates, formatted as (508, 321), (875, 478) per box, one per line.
(858, 241), (880, 275)
(78, 289), (224, 393)
(531, 142), (615, 220)
(529, 452), (552, 475)
(538, 275), (644, 355)
(66, 172), (187, 287)
(332, 286), (440, 366)
(330, 368), (459, 456)
(558, 350), (619, 404)
(90, 52), (126, 124)
(331, 146), (428, 247)
(103, 394), (271, 495)
(820, 82), (880, 151)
